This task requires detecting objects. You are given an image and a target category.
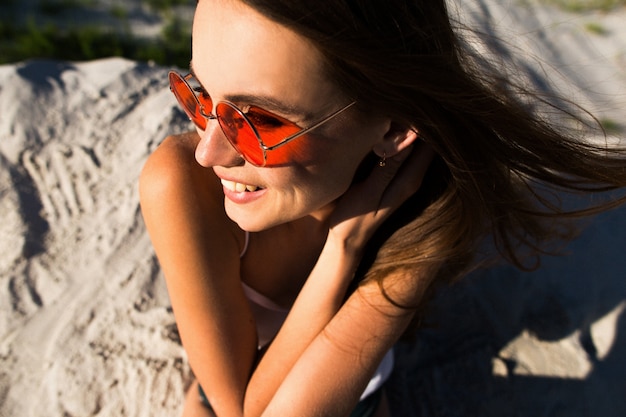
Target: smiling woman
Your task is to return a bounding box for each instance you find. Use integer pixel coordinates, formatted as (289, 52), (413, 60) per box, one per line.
(139, 0), (626, 416)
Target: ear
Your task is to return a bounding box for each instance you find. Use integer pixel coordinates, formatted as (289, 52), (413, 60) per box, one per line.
(372, 121), (420, 158)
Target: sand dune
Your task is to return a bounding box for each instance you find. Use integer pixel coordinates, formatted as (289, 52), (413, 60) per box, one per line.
(1, 1), (625, 416)
(0, 59), (193, 416)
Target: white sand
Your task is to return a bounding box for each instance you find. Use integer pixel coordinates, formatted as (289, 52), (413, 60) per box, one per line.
(1, 1), (625, 416)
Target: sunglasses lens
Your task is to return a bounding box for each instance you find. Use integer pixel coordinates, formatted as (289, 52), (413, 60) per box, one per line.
(217, 104), (305, 166)
(244, 107), (301, 148)
(169, 72), (210, 131)
(253, 110), (304, 166)
(216, 102), (266, 166)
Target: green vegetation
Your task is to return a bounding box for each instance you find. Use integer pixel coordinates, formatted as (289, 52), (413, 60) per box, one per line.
(584, 22), (609, 35)
(600, 118), (623, 134)
(110, 5), (128, 20)
(540, 0), (626, 12)
(0, 0), (193, 68)
(0, 20), (191, 67)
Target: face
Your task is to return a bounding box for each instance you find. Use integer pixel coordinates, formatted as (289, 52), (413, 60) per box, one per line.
(191, 0), (390, 231)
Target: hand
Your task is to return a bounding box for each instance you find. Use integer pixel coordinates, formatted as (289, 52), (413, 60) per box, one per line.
(328, 143), (435, 257)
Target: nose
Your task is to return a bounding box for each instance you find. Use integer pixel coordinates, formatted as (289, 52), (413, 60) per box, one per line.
(194, 119), (244, 167)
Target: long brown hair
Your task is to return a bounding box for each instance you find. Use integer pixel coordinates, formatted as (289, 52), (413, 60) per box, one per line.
(241, 0), (626, 308)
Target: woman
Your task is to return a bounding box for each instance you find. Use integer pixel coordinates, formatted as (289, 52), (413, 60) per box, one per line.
(140, 0), (626, 416)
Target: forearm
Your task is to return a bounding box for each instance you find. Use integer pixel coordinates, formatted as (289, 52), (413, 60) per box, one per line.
(165, 263), (258, 415)
(262, 294), (413, 417)
(246, 266), (419, 417)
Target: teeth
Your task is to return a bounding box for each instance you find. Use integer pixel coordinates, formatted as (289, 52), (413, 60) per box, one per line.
(221, 179), (261, 193)
(221, 179), (236, 191)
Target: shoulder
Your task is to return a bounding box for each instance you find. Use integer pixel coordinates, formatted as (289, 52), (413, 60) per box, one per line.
(140, 132), (222, 205)
(141, 132), (203, 191)
(139, 132), (243, 250)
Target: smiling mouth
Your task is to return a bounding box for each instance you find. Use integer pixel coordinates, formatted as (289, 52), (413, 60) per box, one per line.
(220, 179), (264, 192)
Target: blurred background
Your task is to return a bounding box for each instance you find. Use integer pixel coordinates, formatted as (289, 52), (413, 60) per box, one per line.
(0, 0), (195, 68)
(1, 0), (624, 74)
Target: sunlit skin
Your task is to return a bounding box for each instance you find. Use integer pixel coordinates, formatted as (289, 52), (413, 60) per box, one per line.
(191, 0), (393, 232)
(140, 0), (429, 416)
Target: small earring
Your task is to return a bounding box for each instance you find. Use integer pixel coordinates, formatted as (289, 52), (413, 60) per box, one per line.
(379, 152), (386, 167)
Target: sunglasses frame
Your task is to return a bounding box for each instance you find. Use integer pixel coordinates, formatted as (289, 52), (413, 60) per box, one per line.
(169, 71), (356, 166)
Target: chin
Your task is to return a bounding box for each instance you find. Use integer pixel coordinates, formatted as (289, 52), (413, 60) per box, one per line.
(228, 209), (305, 233)
(226, 209), (279, 233)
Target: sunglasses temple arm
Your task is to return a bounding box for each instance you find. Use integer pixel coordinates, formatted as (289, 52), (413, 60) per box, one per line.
(262, 101), (356, 151)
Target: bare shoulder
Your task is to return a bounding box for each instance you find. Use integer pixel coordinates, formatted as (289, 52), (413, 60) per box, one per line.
(140, 132), (221, 205)
(139, 132), (241, 248)
(141, 132), (201, 188)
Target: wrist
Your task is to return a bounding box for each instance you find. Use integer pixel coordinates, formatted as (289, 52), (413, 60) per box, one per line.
(323, 230), (363, 272)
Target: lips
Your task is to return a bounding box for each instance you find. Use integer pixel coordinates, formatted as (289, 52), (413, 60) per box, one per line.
(220, 179), (263, 192)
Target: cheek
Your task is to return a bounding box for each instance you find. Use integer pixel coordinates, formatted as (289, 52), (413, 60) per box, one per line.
(290, 126), (376, 169)
(268, 120), (381, 201)
(293, 151), (369, 204)
(263, 135), (313, 167)
(266, 159), (353, 211)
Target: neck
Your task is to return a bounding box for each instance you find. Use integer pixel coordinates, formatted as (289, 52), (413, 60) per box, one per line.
(287, 213), (330, 246)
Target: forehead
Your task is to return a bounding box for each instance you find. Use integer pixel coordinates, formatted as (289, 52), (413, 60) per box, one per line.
(192, 0), (336, 111)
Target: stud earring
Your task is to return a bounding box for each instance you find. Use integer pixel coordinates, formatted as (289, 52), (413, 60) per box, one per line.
(379, 152), (386, 167)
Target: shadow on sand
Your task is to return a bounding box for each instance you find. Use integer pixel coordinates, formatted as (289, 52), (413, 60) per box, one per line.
(388, 202), (626, 416)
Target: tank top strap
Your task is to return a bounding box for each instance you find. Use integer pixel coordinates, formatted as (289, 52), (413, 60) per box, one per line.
(240, 230), (250, 258)
(242, 282), (288, 312)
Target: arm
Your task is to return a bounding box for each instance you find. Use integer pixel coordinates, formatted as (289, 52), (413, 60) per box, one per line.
(248, 239), (423, 417)
(140, 133), (258, 416)
(245, 144), (436, 416)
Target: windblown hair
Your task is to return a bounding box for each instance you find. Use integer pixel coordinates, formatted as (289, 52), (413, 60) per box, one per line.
(242, 0), (626, 310)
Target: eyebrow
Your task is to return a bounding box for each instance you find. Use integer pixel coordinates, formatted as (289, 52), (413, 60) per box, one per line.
(188, 61), (315, 122)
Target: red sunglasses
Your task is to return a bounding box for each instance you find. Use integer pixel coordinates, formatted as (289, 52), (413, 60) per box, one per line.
(168, 71), (356, 167)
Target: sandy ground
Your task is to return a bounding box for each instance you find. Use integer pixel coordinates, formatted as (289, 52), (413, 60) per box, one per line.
(0, 1), (625, 416)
